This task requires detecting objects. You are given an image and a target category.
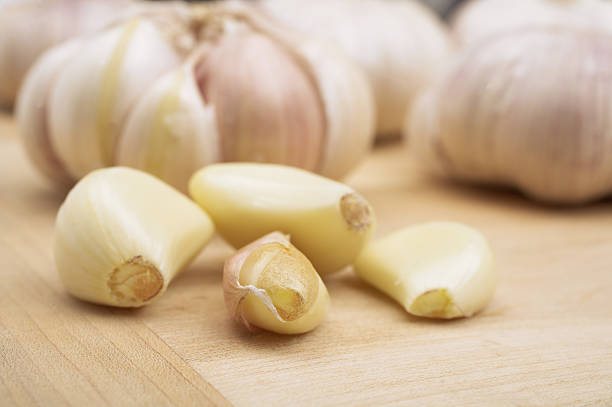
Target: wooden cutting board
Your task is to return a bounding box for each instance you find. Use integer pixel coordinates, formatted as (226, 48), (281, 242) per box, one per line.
(1, 112), (611, 406)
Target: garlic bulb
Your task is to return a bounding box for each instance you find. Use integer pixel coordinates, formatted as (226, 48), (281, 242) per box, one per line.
(253, 0), (451, 136)
(452, 0), (612, 46)
(19, 4), (374, 191)
(0, 0), (131, 108)
(409, 26), (612, 204)
(18, 10), (195, 184)
(117, 6), (374, 189)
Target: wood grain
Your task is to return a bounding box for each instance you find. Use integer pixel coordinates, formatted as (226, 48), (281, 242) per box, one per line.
(1, 112), (611, 406)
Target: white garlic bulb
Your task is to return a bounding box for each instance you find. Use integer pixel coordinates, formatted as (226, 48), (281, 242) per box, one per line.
(452, 0), (612, 46)
(253, 0), (451, 136)
(18, 11), (195, 185)
(115, 7), (375, 190)
(0, 0), (132, 108)
(409, 26), (612, 204)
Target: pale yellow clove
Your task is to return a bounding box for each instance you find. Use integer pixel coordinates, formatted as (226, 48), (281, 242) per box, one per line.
(354, 222), (496, 319)
(224, 232), (330, 334)
(54, 167), (215, 307)
(189, 163), (376, 274)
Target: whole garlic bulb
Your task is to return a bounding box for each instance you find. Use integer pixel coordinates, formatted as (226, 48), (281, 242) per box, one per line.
(409, 26), (612, 204)
(253, 0), (451, 136)
(18, 10), (196, 186)
(0, 0), (131, 108)
(115, 7), (375, 189)
(452, 0), (612, 46)
(18, 5), (374, 191)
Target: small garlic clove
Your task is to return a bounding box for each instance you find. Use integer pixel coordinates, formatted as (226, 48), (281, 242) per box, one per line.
(189, 163), (376, 275)
(54, 167), (215, 307)
(354, 222), (496, 319)
(195, 26), (326, 173)
(224, 232), (330, 334)
(48, 17), (185, 180)
(16, 39), (83, 186)
(116, 62), (221, 192)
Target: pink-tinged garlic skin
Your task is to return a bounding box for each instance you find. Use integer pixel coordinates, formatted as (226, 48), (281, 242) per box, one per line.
(256, 0), (451, 137)
(452, 0), (612, 47)
(195, 28), (326, 173)
(409, 27), (612, 204)
(0, 0), (131, 107)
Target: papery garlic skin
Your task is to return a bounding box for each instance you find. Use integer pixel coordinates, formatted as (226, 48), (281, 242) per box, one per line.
(255, 0), (451, 136)
(354, 222), (496, 319)
(409, 27), (612, 204)
(452, 0), (612, 46)
(48, 18), (184, 180)
(195, 26), (326, 172)
(224, 232), (330, 334)
(189, 163), (375, 275)
(0, 0), (130, 107)
(54, 167), (215, 307)
(16, 39), (82, 186)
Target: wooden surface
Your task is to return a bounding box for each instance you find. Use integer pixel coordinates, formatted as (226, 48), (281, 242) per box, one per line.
(1, 112), (611, 406)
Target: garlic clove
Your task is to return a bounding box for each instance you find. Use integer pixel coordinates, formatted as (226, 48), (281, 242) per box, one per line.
(254, 0), (450, 136)
(189, 163), (375, 275)
(48, 17), (185, 180)
(54, 167), (215, 307)
(16, 39), (83, 186)
(224, 232), (330, 334)
(207, 3), (376, 179)
(116, 62), (221, 192)
(195, 26), (326, 173)
(354, 222), (496, 319)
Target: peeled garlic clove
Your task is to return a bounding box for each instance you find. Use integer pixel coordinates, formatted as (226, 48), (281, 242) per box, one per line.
(254, 0), (451, 136)
(54, 167), (215, 307)
(409, 26), (612, 204)
(452, 0), (612, 46)
(189, 163), (375, 275)
(48, 17), (185, 179)
(16, 39), (82, 186)
(224, 232), (330, 334)
(354, 222), (496, 319)
(116, 63), (220, 192)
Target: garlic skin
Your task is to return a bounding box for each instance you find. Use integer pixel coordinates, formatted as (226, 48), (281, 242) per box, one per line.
(409, 26), (612, 204)
(354, 222), (496, 319)
(54, 167), (215, 307)
(189, 163), (376, 275)
(224, 232), (330, 334)
(16, 39), (83, 186)
(116, 63), (221, 192)
(0, 0), (130, 107)
(254, 0), (451, 136)
(452, 0), (612, 46)
(117, 10), (374, 190)
(48, 17), (185, 179)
